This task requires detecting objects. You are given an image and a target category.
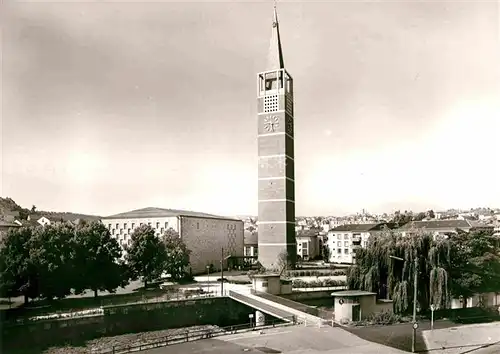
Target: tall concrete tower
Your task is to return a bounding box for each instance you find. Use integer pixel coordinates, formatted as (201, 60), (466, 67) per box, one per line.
(257, 6), (296, 270)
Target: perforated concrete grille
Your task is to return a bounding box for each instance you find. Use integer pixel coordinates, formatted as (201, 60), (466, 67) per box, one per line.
(264, 95), (279, 112)
(227, 224), (237, 254)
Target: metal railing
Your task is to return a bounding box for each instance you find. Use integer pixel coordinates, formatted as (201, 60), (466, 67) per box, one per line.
(228, 290), (297, 321)
(250, 290), (336, 327)
(88, 316), (297, 354)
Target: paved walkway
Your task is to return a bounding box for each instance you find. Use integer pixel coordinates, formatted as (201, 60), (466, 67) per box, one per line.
(140, 325), (409, 354)
(422, 322), (500, 354)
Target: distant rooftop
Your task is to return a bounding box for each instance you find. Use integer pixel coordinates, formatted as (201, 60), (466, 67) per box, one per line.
(398, 220), (472, 230)
(102, 207), (240, 221)
(330, 223), (390, 232)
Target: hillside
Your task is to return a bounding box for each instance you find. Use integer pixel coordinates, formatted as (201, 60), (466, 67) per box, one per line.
(0, 197), (102, 221)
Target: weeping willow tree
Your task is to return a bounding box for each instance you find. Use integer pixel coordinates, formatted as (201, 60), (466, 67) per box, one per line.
(347, 228), (452, 314)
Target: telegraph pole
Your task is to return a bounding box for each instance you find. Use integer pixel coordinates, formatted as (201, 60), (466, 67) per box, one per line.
(221, 247), (224, 296)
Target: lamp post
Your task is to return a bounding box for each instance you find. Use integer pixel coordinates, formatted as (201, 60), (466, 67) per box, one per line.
(206, 265), (211, 295)
(220, 248), (232, 296)
(390, 255), (418, 353)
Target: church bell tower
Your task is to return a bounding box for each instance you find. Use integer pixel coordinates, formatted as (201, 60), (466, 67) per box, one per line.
(257, 6), (296, 270)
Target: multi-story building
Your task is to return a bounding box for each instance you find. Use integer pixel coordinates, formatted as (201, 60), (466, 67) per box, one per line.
(102, 207), (244, 275)
(296, 229), (322, 261)
(327, 223), (396, 264)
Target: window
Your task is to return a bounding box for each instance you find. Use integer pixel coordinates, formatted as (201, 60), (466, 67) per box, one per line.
(244, 246), (252, 257)
(337, 241), (341, 247)
(112, 229), (115, 234)
(160, 227), (164, 234)
(165, 222), (168, 228)
(197, 222), (200, 229)
(140, 223), (143, 226)
(108, 224), (112, 229)
(344, 234), (349, 240)
(337, 234), (341, 240)
(344, 249), (349, 254)
(148, 222), (151, 226)
(132, 223), (135, 228)
(120, 229), (123, 234)
(156, 222), (160, 229)
(302, 242), (307, 249)
(116, 223), (119, 229)
(127, 228), (131, 234)
(254, 248), (258, 256)
(124, 223), (127, 229)
(344, 241), (349, 247)
(337, 248), (341, 254)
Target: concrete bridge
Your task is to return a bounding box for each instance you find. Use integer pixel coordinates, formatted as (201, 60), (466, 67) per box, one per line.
(228, 289), (332, 327)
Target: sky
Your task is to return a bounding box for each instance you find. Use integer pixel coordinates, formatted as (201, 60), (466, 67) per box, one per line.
(1, 0), (499, 217)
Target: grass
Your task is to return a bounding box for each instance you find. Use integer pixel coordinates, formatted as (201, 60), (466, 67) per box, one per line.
(2, 287), (191, 321)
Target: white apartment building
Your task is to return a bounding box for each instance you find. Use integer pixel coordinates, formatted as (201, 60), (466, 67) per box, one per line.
(102, 207), (244, 275)
(327, 223), (392, 264)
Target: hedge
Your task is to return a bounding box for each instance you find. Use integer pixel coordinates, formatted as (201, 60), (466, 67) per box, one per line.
(291, 279), (347, 288)
(287, 270), (346, 277)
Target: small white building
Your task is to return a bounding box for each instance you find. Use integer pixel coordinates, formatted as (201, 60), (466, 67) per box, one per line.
(102, 207), (244, 275)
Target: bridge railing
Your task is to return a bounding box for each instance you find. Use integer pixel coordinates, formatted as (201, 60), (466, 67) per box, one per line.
(228, 290), (298, 321)
(89, 316), (297, 354)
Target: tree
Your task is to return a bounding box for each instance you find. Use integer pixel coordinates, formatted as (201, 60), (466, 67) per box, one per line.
(413, 212), (426, 221)
(276, 249), (294, 274)
(29, 224), (76, 300)
(427, 210), (435, 219)
(390, 210), (414, 225)
(448, 229), (500, 307)
(161, 228), (191, 281)
(0, 227), (40, 303)
(322, 244), (331, 262)
(31, 205), (37, 213)
(73, 221), (128, 298)
(347, 229), (451, 314)
(125, 225), (167, 288)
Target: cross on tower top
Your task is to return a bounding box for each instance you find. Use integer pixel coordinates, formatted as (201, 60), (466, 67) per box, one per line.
(267, 2), (285, 70)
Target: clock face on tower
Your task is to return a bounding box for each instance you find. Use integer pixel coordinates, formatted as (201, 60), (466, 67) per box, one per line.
(263, 115), (280, 132)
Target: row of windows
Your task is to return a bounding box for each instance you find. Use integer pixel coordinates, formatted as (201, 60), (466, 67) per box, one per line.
(108, 221), (170, 231)
(336, 248), (350, 255)
(335, 234), (359, 240)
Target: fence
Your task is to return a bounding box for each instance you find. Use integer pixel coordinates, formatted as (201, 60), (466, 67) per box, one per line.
(89, 316), (297, 354)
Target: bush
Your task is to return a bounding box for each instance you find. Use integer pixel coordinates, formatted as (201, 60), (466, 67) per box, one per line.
(356, 310), (403, 326)
(286, 269), (346, 277)
(291, 279), (346, 288)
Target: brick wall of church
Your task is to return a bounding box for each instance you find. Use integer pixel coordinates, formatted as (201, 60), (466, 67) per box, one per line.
(180, 216), (244, 274)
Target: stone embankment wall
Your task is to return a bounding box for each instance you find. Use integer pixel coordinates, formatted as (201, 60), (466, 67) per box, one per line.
(3, 297), (254, 352)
